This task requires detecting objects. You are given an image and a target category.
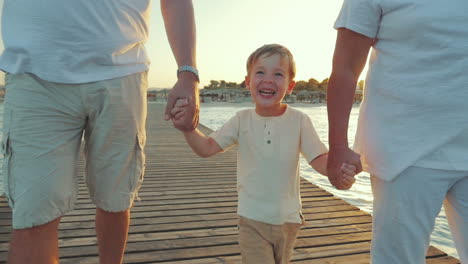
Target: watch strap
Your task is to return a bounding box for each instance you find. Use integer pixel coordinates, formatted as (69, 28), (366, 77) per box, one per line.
(177, 65), (199, 82)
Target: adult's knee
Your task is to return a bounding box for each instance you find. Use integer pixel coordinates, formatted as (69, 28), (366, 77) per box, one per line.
(12, 217), (61, 235)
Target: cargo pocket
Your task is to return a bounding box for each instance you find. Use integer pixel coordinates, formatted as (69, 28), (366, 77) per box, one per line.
(2, 107), (14, 208)
(130, 133), (146, 201)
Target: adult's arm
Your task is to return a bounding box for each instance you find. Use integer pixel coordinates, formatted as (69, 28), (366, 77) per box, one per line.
(161, 0), (200, 131)
(327, 28), (373, 189)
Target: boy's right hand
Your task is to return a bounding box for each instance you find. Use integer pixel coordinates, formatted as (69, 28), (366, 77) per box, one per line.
(171, 98), (190, 124)
(164, 75), (200, 131)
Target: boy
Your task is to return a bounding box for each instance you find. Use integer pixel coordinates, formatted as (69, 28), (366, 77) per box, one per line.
(171, 44), (356, 263)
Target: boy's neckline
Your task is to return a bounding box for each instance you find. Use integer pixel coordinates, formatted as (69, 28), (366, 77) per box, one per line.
(253, 104), (289, 119)
(254, 104), (289, 117)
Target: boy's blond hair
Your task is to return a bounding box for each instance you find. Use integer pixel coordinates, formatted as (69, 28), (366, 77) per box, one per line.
(246, 44), (296, 80)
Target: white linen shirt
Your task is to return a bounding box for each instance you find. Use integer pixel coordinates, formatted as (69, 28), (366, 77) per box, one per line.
(210, 107), (327, 225)
(0, 0), (151, 83)
(335, 0), (468, 181)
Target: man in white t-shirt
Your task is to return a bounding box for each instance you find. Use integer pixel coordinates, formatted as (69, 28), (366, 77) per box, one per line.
(327, 0), (468, 263)
(0, 1), (199, 263)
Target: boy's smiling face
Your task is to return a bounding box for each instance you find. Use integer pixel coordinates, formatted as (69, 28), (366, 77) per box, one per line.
(245, 53), (296, 117)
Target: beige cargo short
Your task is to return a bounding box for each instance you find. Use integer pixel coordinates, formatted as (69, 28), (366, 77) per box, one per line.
(2, 72), (147, 229)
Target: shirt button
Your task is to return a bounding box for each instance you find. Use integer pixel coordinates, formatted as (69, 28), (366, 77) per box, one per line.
(267, 140), (271, 144)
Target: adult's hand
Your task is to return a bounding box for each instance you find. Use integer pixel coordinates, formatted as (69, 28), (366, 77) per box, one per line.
(327, 145), (362, 190)
(164, 72), (199, 131)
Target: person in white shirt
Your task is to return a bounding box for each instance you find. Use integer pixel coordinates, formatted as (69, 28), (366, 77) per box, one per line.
(326, 0), (468, 263)
(0, 1), (199, 263)
(171, 44), (357, 264)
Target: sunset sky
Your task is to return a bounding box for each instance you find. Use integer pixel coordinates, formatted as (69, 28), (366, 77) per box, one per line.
(0, 0), (358, 88)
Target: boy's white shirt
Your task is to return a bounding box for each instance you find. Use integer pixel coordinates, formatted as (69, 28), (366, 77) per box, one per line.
(0, 0), (151, 84)
(335, 0), (468, 181)
(210, 107), (327, 225)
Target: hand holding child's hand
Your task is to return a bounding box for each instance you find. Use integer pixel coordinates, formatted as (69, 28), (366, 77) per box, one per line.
(164, 76), (199, 131)
(327, 146), (361, 190)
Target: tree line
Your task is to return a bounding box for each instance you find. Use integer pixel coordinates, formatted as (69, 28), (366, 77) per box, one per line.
(204, 79), (365, 92)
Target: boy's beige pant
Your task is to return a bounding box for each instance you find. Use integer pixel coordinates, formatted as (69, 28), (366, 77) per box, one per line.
(238, 216), (302, 264)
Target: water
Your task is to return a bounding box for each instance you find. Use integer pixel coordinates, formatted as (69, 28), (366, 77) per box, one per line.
(198, 101), (458, 259)
(0, 101), (459, 258)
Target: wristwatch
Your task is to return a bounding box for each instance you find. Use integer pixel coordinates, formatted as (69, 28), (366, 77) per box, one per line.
(177, 65), (199, 82)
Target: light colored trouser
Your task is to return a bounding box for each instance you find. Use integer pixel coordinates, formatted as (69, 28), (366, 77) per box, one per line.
(371, 166), (468, 264)
(2, 72), (148, 229)
(238, 216), (302, 264)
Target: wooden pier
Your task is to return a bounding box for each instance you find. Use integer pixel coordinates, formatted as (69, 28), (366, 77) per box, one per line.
(0, 103), (460, 263)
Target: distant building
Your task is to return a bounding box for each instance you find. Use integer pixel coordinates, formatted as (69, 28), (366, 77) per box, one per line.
(200, 88), (249, 103)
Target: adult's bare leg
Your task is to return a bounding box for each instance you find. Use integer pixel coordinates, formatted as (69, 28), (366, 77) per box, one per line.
(96, 208), (130, 264)
(8, 217), (61, 264)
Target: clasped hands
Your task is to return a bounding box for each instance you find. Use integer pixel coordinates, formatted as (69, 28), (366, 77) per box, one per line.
(164, 77), (200, 131)
(327, 145), (362, 190)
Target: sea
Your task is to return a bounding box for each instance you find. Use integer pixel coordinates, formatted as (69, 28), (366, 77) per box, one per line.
(0, 101), (459, 258)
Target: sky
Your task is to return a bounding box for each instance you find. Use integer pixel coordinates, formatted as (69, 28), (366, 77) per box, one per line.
(0, 0), (350, 88)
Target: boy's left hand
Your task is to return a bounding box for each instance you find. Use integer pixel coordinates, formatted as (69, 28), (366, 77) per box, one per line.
(327, 146), (361, 190)
(341, 163), (356, 176)
(339, 163), (357, 186)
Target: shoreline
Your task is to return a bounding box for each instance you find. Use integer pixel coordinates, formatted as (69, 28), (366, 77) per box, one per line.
(150, 100), (329, 108)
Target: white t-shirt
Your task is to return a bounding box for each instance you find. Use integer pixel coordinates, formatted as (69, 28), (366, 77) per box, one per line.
(335, 0), (468, 181)
(210, 107), (327, 225)
(0, 0), (151, 83)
